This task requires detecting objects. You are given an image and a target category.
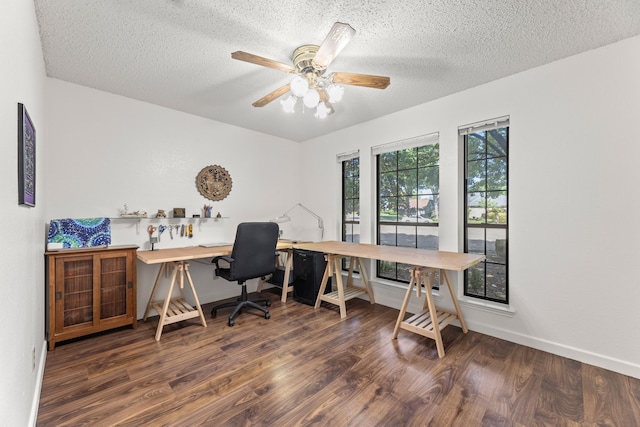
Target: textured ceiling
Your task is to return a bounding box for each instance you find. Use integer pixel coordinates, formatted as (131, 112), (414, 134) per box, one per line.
(34, 0), (640, 142)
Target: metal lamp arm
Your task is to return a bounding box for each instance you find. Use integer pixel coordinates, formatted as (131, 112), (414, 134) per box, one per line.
(281, 203), (324, 239)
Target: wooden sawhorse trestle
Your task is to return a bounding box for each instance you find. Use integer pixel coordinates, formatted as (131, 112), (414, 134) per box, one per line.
(392, 267), (468, 358)
(314, 254), (375, 319)
(143, 260), (207, 341)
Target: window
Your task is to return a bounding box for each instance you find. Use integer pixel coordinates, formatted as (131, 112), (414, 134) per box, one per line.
(340, 151), (360, 272)
(342, 156), (360, 244)
(462, 118), (509, 303)
(373, 134), (439, 284)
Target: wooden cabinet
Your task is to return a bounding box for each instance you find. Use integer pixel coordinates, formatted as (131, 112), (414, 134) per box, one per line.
(45, 245), (138, 350)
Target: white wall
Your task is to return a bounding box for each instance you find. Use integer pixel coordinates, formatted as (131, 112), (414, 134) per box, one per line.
(44, 79), (304, 317)
(5, 9), (638, 424)
(0, 1), (47, 425)
(300, 36), (640, 379)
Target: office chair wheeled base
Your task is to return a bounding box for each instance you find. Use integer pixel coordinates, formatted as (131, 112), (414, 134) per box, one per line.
(210, 284), (271, 326)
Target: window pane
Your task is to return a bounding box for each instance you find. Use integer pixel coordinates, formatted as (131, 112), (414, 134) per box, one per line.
(352, 199), (360, 219)
(487, 129), (507, 158)
(379, 171), (398, 197)
(466, 263), (486, 297)
(418, 144), (439, 167)
(398, 169), (417, 196)
(467, 133), (485, 160)
(486, 157), (507, 191)
(426, 197), (439, 222)
(397, 263), (413, 282)
(344, 176), (357, 198)
(379, 152), (397, 172)
(419, 166), (438, 194)
(379, 224), (397, 246)
(486, 228), (507, 263)
(486, 191), (507, 225)
(466, 227), (485, 255)
(397, 225), (416, 247)
(378, 260), (396, 280)
(344, 199), (355, 219)
(486, 263), (507, 300)
(467, 159), (486, 192)
(398, 147), (417, 170)
(417, 226), (439, 250)
(467, 192), (486, 223)
(379, 198), (399, 222)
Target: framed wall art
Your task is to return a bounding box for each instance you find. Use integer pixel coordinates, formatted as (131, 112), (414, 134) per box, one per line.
(18, 103), (36, 207)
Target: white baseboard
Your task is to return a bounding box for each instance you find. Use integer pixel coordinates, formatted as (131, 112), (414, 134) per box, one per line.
(28, 340), (47, 427)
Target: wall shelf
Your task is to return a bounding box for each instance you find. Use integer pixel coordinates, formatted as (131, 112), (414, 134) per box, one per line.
(111, 216), (229, 234)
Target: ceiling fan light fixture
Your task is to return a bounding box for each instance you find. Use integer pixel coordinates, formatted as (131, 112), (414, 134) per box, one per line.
(326, 84), (344, 103)
(315, 101), (333, 119)
(280, 95), (297, 113)
(290, 75), (309, 97)
(303, 88), (320, 108)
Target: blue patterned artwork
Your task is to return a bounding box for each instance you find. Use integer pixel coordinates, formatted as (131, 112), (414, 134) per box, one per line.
(48, 218), (111, 248)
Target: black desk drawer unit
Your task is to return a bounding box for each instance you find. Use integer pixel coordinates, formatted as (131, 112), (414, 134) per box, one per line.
(293, 249), (331, 305)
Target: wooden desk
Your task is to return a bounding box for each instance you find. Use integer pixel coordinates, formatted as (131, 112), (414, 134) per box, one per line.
(137, 243), (294, 340)
(293, 241), (485, 357)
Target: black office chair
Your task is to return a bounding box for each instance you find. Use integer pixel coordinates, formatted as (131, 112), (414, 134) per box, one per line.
(211, 222), (279, 326)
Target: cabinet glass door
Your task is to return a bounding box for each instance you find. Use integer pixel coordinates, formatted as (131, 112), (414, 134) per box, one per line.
(99, 255), (128, 319)
(59, 258), (94, 327)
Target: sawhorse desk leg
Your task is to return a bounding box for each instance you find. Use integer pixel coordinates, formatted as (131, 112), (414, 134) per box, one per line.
(392, 267), (467, 358)
(314, 254), (375, 319)
(143, 261), (207, 341)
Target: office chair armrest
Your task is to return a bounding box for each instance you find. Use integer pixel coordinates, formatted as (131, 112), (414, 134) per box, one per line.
(212, 255), (234, 267)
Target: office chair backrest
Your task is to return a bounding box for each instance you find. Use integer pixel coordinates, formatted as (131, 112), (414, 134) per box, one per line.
(229, 222), (279, 282)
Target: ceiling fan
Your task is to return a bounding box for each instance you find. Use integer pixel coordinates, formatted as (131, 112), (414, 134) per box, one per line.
(231, 22), (390, 117)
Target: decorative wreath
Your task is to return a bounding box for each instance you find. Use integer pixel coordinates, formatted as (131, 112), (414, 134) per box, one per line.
(195, 165), (232, 201)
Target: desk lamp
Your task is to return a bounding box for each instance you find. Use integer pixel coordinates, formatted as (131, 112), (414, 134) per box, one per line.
(270, 203), (324, 240)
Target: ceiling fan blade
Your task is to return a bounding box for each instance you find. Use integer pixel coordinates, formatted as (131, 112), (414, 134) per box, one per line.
(311, 22), (356, 70)
(332, 72), (391, 89)
(252, 84), (291, 107)
(231, 51), (296, 74)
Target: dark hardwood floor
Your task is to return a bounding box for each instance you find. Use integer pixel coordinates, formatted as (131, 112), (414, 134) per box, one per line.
(37, 290), (640, 426)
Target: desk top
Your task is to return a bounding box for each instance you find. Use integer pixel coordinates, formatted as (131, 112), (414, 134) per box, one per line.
(294, 241), (485, 271)
(137, 242), (294, 265)
(137, 240), (484, 271)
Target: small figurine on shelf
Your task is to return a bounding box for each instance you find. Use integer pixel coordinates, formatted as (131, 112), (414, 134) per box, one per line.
(203, 204), (213, 218)
(120, 203), (148, 218)
(216, 211), (222, 218)
(156, 209), (167, 218)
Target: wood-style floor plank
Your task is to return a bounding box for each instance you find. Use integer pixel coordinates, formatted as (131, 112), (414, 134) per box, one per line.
(37, 290), (640, 426)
